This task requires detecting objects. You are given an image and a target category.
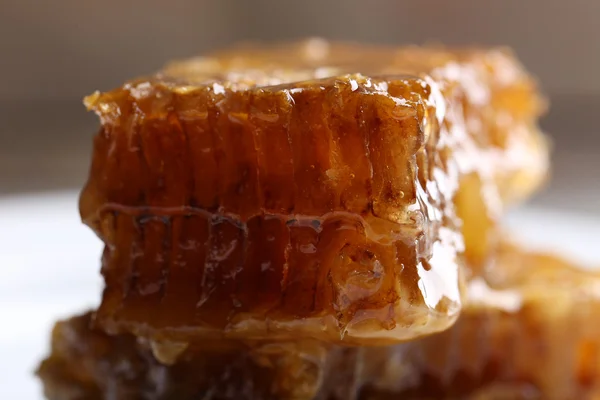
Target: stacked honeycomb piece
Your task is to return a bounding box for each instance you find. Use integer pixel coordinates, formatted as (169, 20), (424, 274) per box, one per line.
(37, 40), (597, 399)
(38, 244), (600, 399)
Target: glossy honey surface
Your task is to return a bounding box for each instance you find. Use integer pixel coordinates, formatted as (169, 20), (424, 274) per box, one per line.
(80, 40), (547, 343)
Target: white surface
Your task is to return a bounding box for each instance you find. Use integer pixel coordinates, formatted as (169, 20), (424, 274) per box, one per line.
(0, 191), (598, 398)
(0, 192), (103, 399)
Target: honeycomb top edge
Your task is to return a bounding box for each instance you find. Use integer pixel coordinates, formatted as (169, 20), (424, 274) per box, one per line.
(83, 39), (541, 114)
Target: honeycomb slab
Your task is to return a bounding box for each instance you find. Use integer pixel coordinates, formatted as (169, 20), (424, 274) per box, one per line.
(38, 245), (599, 400)
(80, 40), (547, 343)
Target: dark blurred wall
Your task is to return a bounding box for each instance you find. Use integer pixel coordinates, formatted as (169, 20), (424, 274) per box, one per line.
(1, 0), (599, 100)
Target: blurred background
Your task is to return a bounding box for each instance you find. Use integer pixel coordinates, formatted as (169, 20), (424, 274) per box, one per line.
(1, 0), (599, 214)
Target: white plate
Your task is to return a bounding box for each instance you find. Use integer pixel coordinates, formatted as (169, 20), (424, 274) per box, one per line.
(0, 191), (598, 398)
